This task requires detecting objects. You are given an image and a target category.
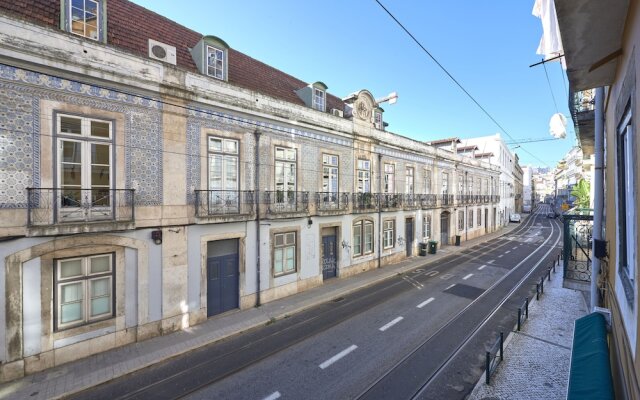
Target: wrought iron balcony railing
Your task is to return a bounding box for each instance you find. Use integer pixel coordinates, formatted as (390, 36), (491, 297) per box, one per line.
(195, 190), (255, 217)
(420, 194), (438, 208)
(403, 194), (421, 209)
(264, 191), (309, 214)
(316, 192), (349, 212)
(440, 194), (454, 206)
(380, 193), (403, 209)
(490, 195), (501, 203)
(351, 192), (379, 213)
(27, 188), (134, 227)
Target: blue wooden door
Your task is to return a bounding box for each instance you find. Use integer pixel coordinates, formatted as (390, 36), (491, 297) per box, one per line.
(207, 253), (239, 317)
(322, 235), (337, 280)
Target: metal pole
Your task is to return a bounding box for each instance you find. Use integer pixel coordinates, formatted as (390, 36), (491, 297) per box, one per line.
(377, 154), (382, 269)
(254, 130), (261, 307)
(590, 87), (605, 311)
(486, 351), (491, 384)
(500, 332), (504, 360)
(517, 308), (522, 331)
(525, 297), (529, 318)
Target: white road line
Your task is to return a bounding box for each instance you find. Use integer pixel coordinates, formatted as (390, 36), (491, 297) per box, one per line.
(487, 259), (495, 264)
(417, 297), (435, 308)
(463, 273), (473, 280)
(379, 316), (404, 332)
(445, 284), (456, 290)
(497, 255), (503, 258)
(319, 345), (358, 369)
(478, 264), (487, 270)
(425, 271), (439, 277)
(262, 392), (281, 400)
(505, 250), (511, 254)
(512, 246), (518, 250)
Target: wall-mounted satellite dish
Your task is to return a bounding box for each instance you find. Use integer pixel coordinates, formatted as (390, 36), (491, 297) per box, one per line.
(549, 113), (567, 139)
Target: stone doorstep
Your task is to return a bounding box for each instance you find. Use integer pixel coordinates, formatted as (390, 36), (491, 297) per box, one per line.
(14, 224), (515, 400)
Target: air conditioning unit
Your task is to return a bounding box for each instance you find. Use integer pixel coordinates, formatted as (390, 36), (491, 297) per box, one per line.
(148, 39), (177, 65)
(330, 108), (344, 118)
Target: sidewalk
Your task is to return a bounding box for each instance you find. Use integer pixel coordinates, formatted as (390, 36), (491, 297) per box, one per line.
(468, 259), (588, 400)
(0, 223), (521, 400)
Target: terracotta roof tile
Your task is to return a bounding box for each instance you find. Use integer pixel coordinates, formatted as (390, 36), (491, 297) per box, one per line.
(0, 0), (346, 113)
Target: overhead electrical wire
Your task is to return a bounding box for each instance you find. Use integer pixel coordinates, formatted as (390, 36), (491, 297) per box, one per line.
(373, 0), (551, 167)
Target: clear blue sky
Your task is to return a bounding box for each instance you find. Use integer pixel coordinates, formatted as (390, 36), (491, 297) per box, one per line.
(132, 0), (574, 168)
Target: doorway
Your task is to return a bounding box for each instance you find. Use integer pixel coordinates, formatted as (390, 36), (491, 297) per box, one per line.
(321, 230), (338, 280)
(405, 218), (414, 256)
(206, 239), (239, 317)
(484, 209), (488, 233)
(440, 211), (450, 245)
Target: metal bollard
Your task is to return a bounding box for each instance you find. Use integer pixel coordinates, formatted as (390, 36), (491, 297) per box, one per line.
(548, 267), (551, 281)
(500, 332), (504, 360)
(540, 276), (544, 294)
(486, 351), (491, 384)
(525, 297), (529, 318)
(517, 308), (522, 331)
(536, 283), (540, 300)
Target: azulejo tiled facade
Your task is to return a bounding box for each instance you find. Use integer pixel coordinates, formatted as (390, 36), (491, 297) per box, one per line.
(0, 65), (164, 207)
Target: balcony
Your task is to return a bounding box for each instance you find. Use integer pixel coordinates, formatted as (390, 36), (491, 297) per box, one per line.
(490, 195), (501, 203)
(264, 191), (309, 216)
(195, 190), (255, 220)
(440, 194), (454, 207)
(380, 193), (403, 210)
(403, 194), (421, 210)
(420, 194), (438, 209)
(316, 192), (349, 214)
(351, 192), (379, 213)
(569, 88), (596, 156)
(27, 188), (135, 236)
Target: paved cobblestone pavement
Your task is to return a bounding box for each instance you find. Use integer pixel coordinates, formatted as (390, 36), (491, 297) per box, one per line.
(468, 260), (588, 400)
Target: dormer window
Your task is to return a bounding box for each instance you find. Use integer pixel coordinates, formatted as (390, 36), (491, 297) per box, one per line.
(63, 0), (105, 42)
(191, 36), (230, 82)
(206, 46), (225, 80)
(312, 88), (325, 112)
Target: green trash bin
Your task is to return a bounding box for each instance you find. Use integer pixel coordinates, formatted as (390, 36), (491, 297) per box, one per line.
(419, 242), (428, 256)
(428, 240), (438, 254)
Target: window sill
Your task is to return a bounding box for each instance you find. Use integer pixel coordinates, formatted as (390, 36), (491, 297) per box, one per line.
(27, 220), (135, 237)
(274, 270), (297, 278)
(54, 317), (115, 343)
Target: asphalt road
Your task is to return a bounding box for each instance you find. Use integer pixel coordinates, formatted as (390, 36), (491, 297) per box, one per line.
(69, 205), (562, 400)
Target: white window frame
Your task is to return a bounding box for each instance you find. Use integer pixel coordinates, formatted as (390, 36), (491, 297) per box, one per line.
(615, 108), (636, 305)
(406, 167), (414, 194)
(477, 208), (482, 226)
(55, 253), (114, 331)
(458, 210), (464, 231)
(374, 111), (383, 128)
(384, 163), (395, 193)
(383, 219), (395, 249)
(425, 169), (432, 194)
(68, 0), (101, 41)
(423, 213), (432, 240)
(56, 114), (113, 222)
(442, 172), (449, 194)
(468, 209), (474, 229)
(322, 154), (339, 194)
(357, 160), (371, 193)
(275, 146), (297, 199)
(206, 45), (226, 80)
(312, 88), (326, 112)
(353, 220), (374, 256)
(274, 232), (297, 276)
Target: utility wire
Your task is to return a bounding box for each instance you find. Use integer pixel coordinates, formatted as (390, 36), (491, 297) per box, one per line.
(373, 0), (551, 167)
(542, 60), (560, 114)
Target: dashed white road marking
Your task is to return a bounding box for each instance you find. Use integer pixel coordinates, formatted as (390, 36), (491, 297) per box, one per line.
(505, 250), (511, 254)
(512, 246), (518, 250)
(445, 284), (456, 290)
(463, 273), (473, 280)
(262, 392), (281, 400)
(497, 255), (503, 258)
(417, 297), (435, 308)
(319, 345), (358, 369)
(487, 259), (495, 264)
(379, 316), (404, 332)
(478, 265), (487, 270)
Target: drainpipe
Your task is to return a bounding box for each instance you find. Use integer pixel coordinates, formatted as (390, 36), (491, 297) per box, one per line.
(590, 87), (604, 311)
(377, 153), (382, 269)
(254, 130), (261, 307)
